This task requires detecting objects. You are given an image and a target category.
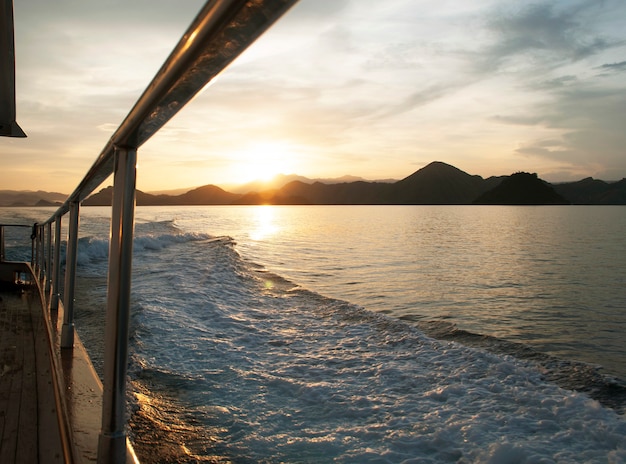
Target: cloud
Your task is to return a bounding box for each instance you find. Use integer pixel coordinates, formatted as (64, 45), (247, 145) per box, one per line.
(596, 60), (626, 73)
(5, 0), (626, 191)
(222, 0), (626, 182)
(512, 80), (626, 178)
(477, 1), (615, 73)
(534, 75), (580, 90)
(373, 83), (460, 120)
(490, 114), (544, 126)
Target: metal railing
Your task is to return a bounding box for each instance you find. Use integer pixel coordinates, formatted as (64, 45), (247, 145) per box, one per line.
(0, 223), (32, 263)
(24, 1), (298, 462)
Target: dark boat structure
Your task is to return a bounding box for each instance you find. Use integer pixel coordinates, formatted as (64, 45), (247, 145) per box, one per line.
(0, 0), (25, 137)
(0, 0), (298, 461)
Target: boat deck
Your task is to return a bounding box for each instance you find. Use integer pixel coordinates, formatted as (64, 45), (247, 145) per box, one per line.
(0, 261), (139, 463)
(0, 284), (65, 463)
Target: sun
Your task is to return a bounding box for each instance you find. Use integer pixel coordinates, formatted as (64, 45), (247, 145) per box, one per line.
(233, 140), (299, 184)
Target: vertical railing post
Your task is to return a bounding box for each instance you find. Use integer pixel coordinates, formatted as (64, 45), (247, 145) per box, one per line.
(51, 217), (62, 311)
(36, 225), (41, 276)
(61, 201), (80, 348)
(0, 225), (5, 262)
(46, 222), (53, 294)
(31, 223), (36, 268)
(38, 224), (45, 283)
(35, 224), (40, 275)
(98, 146), (137, 463)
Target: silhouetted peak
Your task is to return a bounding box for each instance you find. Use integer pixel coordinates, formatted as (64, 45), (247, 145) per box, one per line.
(187, 184), (228, 194)
(509, 171), (538, 181)
(392, 161), (487, 204)
(401, 161), (469, 181)
(474, 172), (569, 205)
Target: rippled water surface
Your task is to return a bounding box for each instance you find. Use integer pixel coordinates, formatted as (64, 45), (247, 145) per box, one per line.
(165, 205), (626, 379)
(1, 205), (625, 463)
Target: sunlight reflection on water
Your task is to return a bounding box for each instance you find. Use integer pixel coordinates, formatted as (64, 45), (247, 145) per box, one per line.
(170, 205), (626, 379)
(249, 205), (280, 241)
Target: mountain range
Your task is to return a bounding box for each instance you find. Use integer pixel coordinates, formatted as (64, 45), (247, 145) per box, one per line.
(0, 190), (67, 207)
(2, 162), (625, 207)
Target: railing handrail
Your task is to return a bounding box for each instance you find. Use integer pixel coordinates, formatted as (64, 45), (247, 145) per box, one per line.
(25, 1), (299, 462)
(44, 0), (297, 224)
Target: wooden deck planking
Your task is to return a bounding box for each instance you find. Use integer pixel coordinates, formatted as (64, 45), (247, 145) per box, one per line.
(0, 288), (64, 463)
(34, 297), (64, 463)
(1, 290), (28, 462)
(0, 262), (138, 463)
(17, 292), (38, 463)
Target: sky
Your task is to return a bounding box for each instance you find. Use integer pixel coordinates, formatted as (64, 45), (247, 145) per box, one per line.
(2, 0), (626, 194)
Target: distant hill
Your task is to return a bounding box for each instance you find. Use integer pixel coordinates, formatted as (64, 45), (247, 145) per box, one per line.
(82, 184), (239, 206)
(253, 162), (522, 205)
(473, 172), (569, 205)
(223, 174), (396, 194)
(35, 198), (64, 207)
(172, 185), (240, 205)
(265, 180), (394, 204)
(0, 190), (66, 207)
(224, 174), (317, 194)
(5, 162), (626, 207)
(146, 187), (195, 196)
(553, 177), (626, 205)
(393, 161), (491, 204)
(81, 186), (157, 206)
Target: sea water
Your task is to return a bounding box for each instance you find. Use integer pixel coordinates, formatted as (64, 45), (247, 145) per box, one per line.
(1, 205), (625, 463)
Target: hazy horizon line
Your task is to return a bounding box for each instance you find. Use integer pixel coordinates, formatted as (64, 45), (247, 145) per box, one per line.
(3, 165), (624, 198)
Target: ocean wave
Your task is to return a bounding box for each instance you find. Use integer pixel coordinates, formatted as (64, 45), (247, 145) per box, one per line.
(411, 318), (626, 413)
(120, 236), (626, 462)
(71, 231), (223, 269)
(58, 215), (626, 463)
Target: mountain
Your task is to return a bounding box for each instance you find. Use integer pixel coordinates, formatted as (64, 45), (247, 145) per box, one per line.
(0, 190), (67, 207)
(266, 180), (394, 204)
(147, 187), (195, 196)
(553, 177), (626, 204)
(473, 172), (569, 205)
(82, 185), (239, 206)
(224, 174), (394, 195)
(221, 175), (306, 194)
(35, 198), (64, 207)
(393, 161), (491, 204)
(82, 187), (156, 206)
(226, 162), (496, 205)
(171, 185), (240, 205)
(598, 179), (626, 204)
(7, 162), (626, 207)
(231, 188), (309, 205)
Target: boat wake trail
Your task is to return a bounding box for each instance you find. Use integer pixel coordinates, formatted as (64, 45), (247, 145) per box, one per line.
(69, 221), (625, 463)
